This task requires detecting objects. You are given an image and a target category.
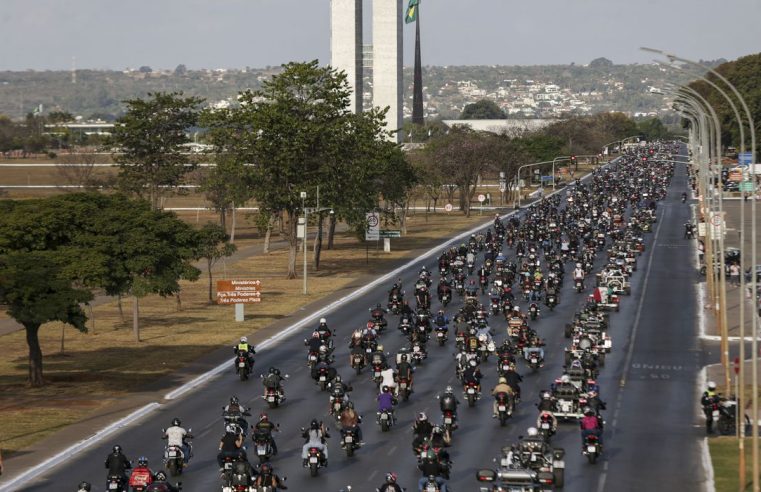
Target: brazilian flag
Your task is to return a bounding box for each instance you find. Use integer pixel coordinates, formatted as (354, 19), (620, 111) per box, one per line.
(405, 0), (419, 24)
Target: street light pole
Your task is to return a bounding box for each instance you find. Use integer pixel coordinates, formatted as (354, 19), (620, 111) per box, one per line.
(301, 191), (308, 295)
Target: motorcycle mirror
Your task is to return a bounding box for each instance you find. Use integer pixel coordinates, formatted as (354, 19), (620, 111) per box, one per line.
(285, 374), (290, 379)
(161, 428), (166, 433)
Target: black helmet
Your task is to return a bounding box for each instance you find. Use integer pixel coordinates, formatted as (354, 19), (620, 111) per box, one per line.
(310, 419), (319, 430)
(269, 366), (277, 375)
(137, 456), (149, 467)
(112, 445), (122, 454)
(171, 417), (181, 427)
(230, 396), (239, 405)
(154, 470), (167, 481)
(260, 462), (272, 474)
(77, 482), (92, 492)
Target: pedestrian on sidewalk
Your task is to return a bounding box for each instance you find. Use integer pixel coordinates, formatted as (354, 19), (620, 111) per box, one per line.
(729, 263), (740, 286)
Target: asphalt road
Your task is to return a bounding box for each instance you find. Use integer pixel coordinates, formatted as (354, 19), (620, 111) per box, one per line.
(21, 153), (707, 492)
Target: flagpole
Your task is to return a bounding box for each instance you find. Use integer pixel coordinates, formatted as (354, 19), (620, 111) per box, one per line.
(412, 1), (424, 125)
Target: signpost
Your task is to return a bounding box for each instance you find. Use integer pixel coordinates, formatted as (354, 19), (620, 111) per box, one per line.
(379, 230), (401, 238)
(365, 212), (380, 241)
(444, 203), (453, 213)
(477, 194), (485, 215)
(217, 280), (262, 322)
(740, 181), (754, 192)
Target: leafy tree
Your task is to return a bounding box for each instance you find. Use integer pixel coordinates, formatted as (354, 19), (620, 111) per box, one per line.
(460, 99), (506, 120)
(589, 57), (614, 68)
(196, 223), (236, 302)
(636, 117), (670, 141)
(206, 61), (413, 278)
(174, 64), (188, 76)
(47, 111), (74, 123)
(109, 92), (203, 209)
(0, 250), (92, 386)
(138, 66), (153, 73)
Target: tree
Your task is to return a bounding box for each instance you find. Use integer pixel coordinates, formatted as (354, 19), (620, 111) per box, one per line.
(0, 251), (92, 386)
(110, 92), (203, 210)
(589, 57), (614, 68)
(460, 100), (506, 120)
(174, 64), (188, 76)
(196, 223), (237, 303)
(56, 150), (109, 190)
(138, 66), (153, 73)
(47, 111), (74, 124)
(423, 127), (503, 217)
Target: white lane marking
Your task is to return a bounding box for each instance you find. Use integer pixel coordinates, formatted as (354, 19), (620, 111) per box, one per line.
(367, 470), (378, 482)
(619, 201), (666, 388)
(387, 445), (397, 456)
(0, 403), (160, 492)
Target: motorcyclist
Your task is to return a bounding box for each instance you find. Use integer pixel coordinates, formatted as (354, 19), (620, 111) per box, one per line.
(502, 366), (523, 401)
(305, 331), (325, 356)
(104, 445), (131, 484)
(316, 317), (333, 340)
(262, 366), (286, 402)
(378, 472), (404, 492)
(339, 401), (364, 445)
(144, 471), (179, 492)
(217, 426), (246, 469)
(371, 303), (388, 327)
(434, 310), (449, 330)
(223, 396), (251, 435)
(491, 376), (515, 418)
(253, 462), (288, 490)
(461, 359), (483, 395)
(437, 279), (452, 303)
(380, 365), (398, 395)
(537, 390), (555, 412)
(519, 426), (549, 458)
(412, 412), (434, 450)
(389, 281), (404, 304)
(369, 343), (388, 368)
(396, 353), (415, 392)
(233, 336), (256, 370)
(417, 453), (449, 492)
(573, 263), (585, 286)
(400, 300), (415, 319)
(580, 407), (604, 446)
(301, 419), (329, 467)
(377, 385), (398, 419)
(162, 417), (192, 465)
(311, 359), (338, 385)
(253, 413), (279, 455)
(438, 386), (460, 425)
(416, 286), (431, 310)
(128, 456), (154, 490)
(701, 381), (722, 433)
(586, 389), (607, 415)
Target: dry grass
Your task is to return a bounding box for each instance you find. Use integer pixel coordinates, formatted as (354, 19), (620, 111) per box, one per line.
(0, 211), (486, 454)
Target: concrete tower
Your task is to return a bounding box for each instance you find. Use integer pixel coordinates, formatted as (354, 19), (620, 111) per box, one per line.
(330, 0), (363, 114)
(373, 0), (403, 142)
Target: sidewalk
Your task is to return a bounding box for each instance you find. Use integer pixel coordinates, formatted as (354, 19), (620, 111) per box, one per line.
(702, 199), (761, 338)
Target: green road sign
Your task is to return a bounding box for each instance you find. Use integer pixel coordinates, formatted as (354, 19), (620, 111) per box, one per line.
(379, 230), (401, 238)
(740, 181), (755, 192)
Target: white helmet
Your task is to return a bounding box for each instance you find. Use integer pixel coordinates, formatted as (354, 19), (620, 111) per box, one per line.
(513, 306), (520, 312)
(576, 263), (582, 268)
(560, 375), (570, 384)
(320, 318), (327, 324)
(707, 381), (717, 390)
(527, 427), (538, 437)
(240, 336), (248, 343)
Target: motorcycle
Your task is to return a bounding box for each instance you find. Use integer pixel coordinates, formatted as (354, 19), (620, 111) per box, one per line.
(315, 366), (332, 391)
(524, 349), (544, 371)
(440, 292), (451, 307)
(236, 350), (251, 381)
(371, 362), (384, 386)
(435, 326), (448, 346)
(388, 297), (401, 315)
(529, 303), (539, 321)
(538, 413), (556, 440)
(479, 275), (488, 294)
(583, 434), (602, 464)
(263, 386), (283, 409)
(495, 392), (514, 427)
(490, 296), (501, 315)
(411, 342), (427, 365)
(575, 278), (584, 293)
(330, 395), (346, 418)
(464, 381), (480, 407)
(398, 376), (412, 402)
(350, 352), (365, 375)
(306, 446), (325, 477)
(106, 474), (126, 492)
(341, 427), (360, 457)
(252, 430), (275, 464)
(546, 293), (557, 310)
(377, 408), (394, 432)
(442, 410), (456, 434)
(163, 429), (191, 476)
(420, 476), (441, 492)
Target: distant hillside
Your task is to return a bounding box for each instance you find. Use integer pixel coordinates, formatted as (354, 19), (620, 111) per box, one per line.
(0, 61), (696, 121)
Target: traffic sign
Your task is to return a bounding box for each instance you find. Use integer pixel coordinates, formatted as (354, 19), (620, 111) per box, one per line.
(444, 203), (453, 212)
(477, 194), (486, 203)
(379, 230), (401, 238)
(740, 181), (755, 192)
(739, 152), (753, 166)
(365, 212), (380, 241)
(217, 279), (262, 304)
(711, 214), (722, 226)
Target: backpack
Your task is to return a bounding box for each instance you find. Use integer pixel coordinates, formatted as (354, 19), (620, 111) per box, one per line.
(129, 469), (153, 487)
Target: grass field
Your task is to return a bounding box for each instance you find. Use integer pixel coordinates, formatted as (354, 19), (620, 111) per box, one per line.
(0, 211), (487, 455)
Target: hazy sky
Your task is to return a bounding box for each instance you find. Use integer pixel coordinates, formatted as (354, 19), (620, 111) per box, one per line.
(1, 0), (759, 70)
